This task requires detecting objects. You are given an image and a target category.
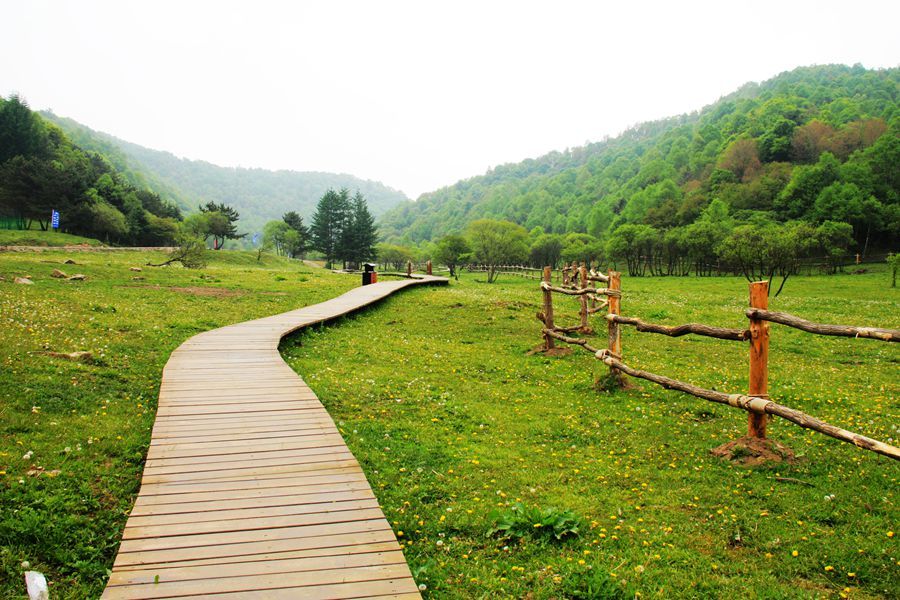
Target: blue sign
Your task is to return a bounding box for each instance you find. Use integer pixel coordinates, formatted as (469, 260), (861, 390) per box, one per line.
(51, 210), (60, 229)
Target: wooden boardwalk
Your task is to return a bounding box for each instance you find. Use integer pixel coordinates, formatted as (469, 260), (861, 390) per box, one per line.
(102, 276), (447, 599)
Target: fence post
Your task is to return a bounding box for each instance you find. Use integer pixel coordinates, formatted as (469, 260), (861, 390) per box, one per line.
(426, 260), (432, 275)
(748, 281), (769, 439)
(607, 270), (623, 386)
(579, 264), (591, 333)
(542, 266), (555, 351)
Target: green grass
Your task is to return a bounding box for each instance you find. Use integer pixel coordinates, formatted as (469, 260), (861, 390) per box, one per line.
(282, 268), (899, 599)
(0, 230), (105, 247)
(0, 252), (897, 598)
(0, 249), (357, 598)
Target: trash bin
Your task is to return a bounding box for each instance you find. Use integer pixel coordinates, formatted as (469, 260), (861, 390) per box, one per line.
(362, 263), (377, 285)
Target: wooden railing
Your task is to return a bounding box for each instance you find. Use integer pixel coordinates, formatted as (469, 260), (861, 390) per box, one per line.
(538, 268), (900, 461)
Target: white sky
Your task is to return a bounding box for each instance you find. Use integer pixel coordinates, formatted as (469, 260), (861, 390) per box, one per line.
(1, 1), (898, 199)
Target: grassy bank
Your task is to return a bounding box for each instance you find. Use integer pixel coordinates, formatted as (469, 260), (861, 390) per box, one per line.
(283, 269), (899, 599)
(0, 249), (357, 598)
(0, 229), (105, 247)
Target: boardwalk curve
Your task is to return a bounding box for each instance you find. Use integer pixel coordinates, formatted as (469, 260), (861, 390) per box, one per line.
(102, 276), (447, 599)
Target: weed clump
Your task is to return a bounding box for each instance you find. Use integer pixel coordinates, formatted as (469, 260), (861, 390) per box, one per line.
(487, 502), (583, 543)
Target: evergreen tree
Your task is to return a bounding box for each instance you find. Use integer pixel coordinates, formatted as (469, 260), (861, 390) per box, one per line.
(282, 211), (310, 257)
(344, 191), (378, 268)
(311, 188), (351, 268)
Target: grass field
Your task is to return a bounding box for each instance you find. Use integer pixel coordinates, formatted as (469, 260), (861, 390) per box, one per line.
(0, 248), (357, 598)
(0, 248), (897, 598)
(282, 268), (899, 599)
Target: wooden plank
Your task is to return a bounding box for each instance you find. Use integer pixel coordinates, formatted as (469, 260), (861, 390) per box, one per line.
(146, 434), (346, 459)
(116, 518), (392, 553)
(106, 549), (408, 586)
(139, 458), (363, 485)
(102, 277), (446, 598)
(123, 498), (381, 529)
(130, 488), (376, 517)
(113, 522), (395, 567)
(102, 571), (418, 599)
(113, 538), (399, 572)
(142, 448), (356, 475)
(132, 478), (373, 508)
(135, 469), (367, 497)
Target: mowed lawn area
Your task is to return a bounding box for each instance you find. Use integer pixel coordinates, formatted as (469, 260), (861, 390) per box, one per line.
(0, 247), (897, 599)
(0, 248), (357, 598)
(283, 268), (898, 599)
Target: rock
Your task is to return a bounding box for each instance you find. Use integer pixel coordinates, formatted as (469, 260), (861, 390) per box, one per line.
(45, 351), (94, 363)
(14, 277), (34, 285)
(130, 267), (142, 272)
(51, 269), (67, 278)
(67, 274), (86, 281)
(131, 276), (145, 281)
(25, 571), (49, 600)
(63, 258), (76, 264)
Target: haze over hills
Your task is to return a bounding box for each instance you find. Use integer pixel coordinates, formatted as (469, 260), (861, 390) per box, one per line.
(379, 65), (898, 253)
(40, 112), (410, 236)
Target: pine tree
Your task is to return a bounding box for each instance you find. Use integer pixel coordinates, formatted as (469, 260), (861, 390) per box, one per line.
(346, 191), (378, 268)
(311, 188), (351, 268)
(282, 211), (310, 257)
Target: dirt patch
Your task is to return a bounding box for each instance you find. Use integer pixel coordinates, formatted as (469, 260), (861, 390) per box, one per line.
(120, 284), (244, 297)
(710, 436), (798, 466)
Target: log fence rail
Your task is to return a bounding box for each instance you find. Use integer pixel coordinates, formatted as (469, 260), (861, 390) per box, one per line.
(537, 267), (900, 461)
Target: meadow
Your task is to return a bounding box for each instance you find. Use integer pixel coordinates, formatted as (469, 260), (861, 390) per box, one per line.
(0, 245), (897, 598)
(283, 268), (898, 599)
(0, 247), (356, 598)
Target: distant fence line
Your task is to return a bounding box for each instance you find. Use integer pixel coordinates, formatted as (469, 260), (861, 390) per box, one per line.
(537, 264), (900, 461)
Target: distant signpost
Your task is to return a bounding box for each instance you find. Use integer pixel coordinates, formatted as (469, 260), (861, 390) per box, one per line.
(51, 210), (60, 231)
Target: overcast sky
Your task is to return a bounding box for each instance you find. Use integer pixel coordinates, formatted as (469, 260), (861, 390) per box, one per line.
(2, 1), (898, 199)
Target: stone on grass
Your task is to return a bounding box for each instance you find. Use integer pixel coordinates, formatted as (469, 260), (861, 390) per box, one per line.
(67, 274), (86, 281)
(15, 277), (34, 285)
(130, 267), (142, 272)
(25, 571), (49, 600)
(45, 351), (94, 363)
(63, 258), (76, 264)
(51, 269), (67, 278)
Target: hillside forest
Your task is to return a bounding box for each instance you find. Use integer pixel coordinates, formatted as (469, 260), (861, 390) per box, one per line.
(39, 112), (410, 236)
(0, 96), (384, 262)
(379, 65), (898, 281)
(0, 95), (183, 246)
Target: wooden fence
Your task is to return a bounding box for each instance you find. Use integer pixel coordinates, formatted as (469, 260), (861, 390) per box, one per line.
(538, 267), (900, 461)
(466, 261), (605, 283)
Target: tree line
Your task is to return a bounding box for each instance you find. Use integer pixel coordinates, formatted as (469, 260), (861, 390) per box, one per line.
(378, 65), (898, 278)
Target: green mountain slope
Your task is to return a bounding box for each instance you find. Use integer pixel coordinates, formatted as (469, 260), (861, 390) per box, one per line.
(41, 113), (410, 235)
(380, 65), (898, 250)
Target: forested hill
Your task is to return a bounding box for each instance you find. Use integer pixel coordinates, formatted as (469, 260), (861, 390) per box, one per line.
(379, 65), (899, 250)
(40, 112), (410, 234)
